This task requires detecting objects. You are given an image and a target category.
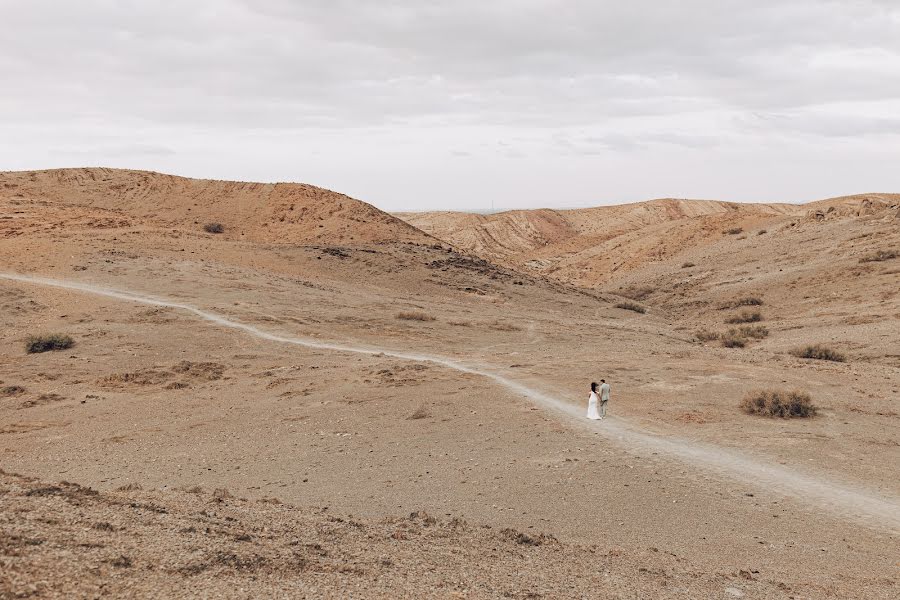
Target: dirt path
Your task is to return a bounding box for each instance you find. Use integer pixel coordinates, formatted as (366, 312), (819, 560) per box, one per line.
(3, 271), (899, 534)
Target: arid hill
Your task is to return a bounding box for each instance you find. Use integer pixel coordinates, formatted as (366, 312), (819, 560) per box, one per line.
(398, 194), (900, 287)
(1, 168), (435, 246)
(2, 171), (899, 598)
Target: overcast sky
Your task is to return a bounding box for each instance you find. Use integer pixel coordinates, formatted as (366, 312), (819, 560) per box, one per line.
(2, 1), (899, 211)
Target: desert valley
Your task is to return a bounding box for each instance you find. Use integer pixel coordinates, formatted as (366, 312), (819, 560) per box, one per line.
(1, 168), (898, 599)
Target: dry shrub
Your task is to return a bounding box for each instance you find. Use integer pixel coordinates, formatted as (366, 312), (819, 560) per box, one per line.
(490, 321), (522, 331)
(115, 482), (143, 492)
(695, 329), (720, 342)
(213, 488), (233, 500)
(615, 301), (647, 314)
(790, 344), (846, 362)
(724, 227), (743, 235)
(737, 325), (769, 339)
(203, 222), (224, 234)
(396, 311), (436, 322)
(726, 310), (762, 324)
(721, 332), (746, 348)
(681, 261), (695, 268)
(448, 320), (472, 327)
(740, 389), (817, 418)
(719, 297), (763, 309)
(757, 229), (767, 235)
(859, 249), (897, 263)
(25, 334), (74, 354)
(1, 385), (26, 396)
(408, 405), (429, 420)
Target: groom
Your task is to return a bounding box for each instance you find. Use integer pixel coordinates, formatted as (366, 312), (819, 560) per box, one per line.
(598, 379), (611, 418)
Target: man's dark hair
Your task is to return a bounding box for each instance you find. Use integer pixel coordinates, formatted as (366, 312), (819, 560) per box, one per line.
(601, 379), (606, 383)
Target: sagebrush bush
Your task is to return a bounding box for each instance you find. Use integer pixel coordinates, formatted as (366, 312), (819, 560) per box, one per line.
(408, 405), (429, 420)
(396, 311), (436, 322)
(203, 222), (225, 234)
(726, 310), (762, 324)
(720, 297), (763, 309)
(721, 333), (746, 348)
(859, 250), (897, 263)
(615, 301), (647, 314)
(695, 329), (720, 342)
(740, 389), (817, 418)
(790, 344), (846, 362)
(724, 227), (743, 235)
(25, 334), (74, 354)
(737, 325), (769, 339)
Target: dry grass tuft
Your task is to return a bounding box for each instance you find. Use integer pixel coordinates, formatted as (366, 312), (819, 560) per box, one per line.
(203, 222), (225, 234)
(681, 261), (695, 268)
(859, 249), (897, 263)
(25, 334), (74, 354)
(721, 332), (746, 348)
(726, 310), (762, 324)
(213, 488), (233, 500)
(695, 329), (720, 342)
(396, 311), (436, 322)
(1, 385), (26, 397)
(724, 227), (743, 235)
(408, 405), (430, 420)
(615, 301), (647, 314)
(737, 325), (769, 339)
(115, 483), (143, 492)
(489, 321), (522, 331)
(740, 389), (817, 418)
(790, 344), (846, 362)
(719, 297), (763, 309)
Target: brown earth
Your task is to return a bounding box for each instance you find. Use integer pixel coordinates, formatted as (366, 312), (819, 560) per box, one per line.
(1, 168), (898, 599)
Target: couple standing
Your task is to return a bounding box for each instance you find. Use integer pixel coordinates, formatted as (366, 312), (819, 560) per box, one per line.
(587, 380), (610, 420)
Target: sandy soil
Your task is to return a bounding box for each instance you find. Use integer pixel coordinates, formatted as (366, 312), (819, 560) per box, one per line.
(1, 169), (898, 598)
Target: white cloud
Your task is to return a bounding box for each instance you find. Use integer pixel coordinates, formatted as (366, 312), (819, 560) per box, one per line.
(0, 0), (898, 210)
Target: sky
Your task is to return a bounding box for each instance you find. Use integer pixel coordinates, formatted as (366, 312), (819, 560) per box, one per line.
(2, 1), (899, 212)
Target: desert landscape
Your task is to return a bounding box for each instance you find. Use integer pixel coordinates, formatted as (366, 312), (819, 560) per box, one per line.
(1, 168), (898, 599)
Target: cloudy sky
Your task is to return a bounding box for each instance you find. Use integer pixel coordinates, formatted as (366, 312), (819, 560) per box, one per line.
(2, 1), (899, 211)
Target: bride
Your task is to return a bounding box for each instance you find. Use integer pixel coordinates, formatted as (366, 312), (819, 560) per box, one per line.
(587, 382), (602, 420)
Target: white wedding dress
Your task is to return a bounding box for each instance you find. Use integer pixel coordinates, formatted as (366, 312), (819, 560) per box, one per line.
(587, 391), (601, 420)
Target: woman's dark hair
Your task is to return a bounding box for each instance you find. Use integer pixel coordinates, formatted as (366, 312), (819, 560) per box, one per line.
(591, 382), (598, 392)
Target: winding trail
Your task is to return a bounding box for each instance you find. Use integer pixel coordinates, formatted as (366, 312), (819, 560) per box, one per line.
(3, 271), (899, 533)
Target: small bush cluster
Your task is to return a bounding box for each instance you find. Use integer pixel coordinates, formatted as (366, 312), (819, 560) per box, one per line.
(203, 222), (225, 234)
(724, 227), (743, 235)
(681, 261), (695, 268)
(737, 325), (769, 339)
(615, 301), (647, 314)
(695, 329), (720, 342)
(740, 389), (817, 418)
(859, 249), (897, 263)
(726, 310), (762, 324)
(25, 334), (74, 354)
(408, 405), (429, 420)
(790, 344), (846, 362)
(721, 332), (746, 348)
(719, 297), (763, 309)
(396, 311), (436, 322)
